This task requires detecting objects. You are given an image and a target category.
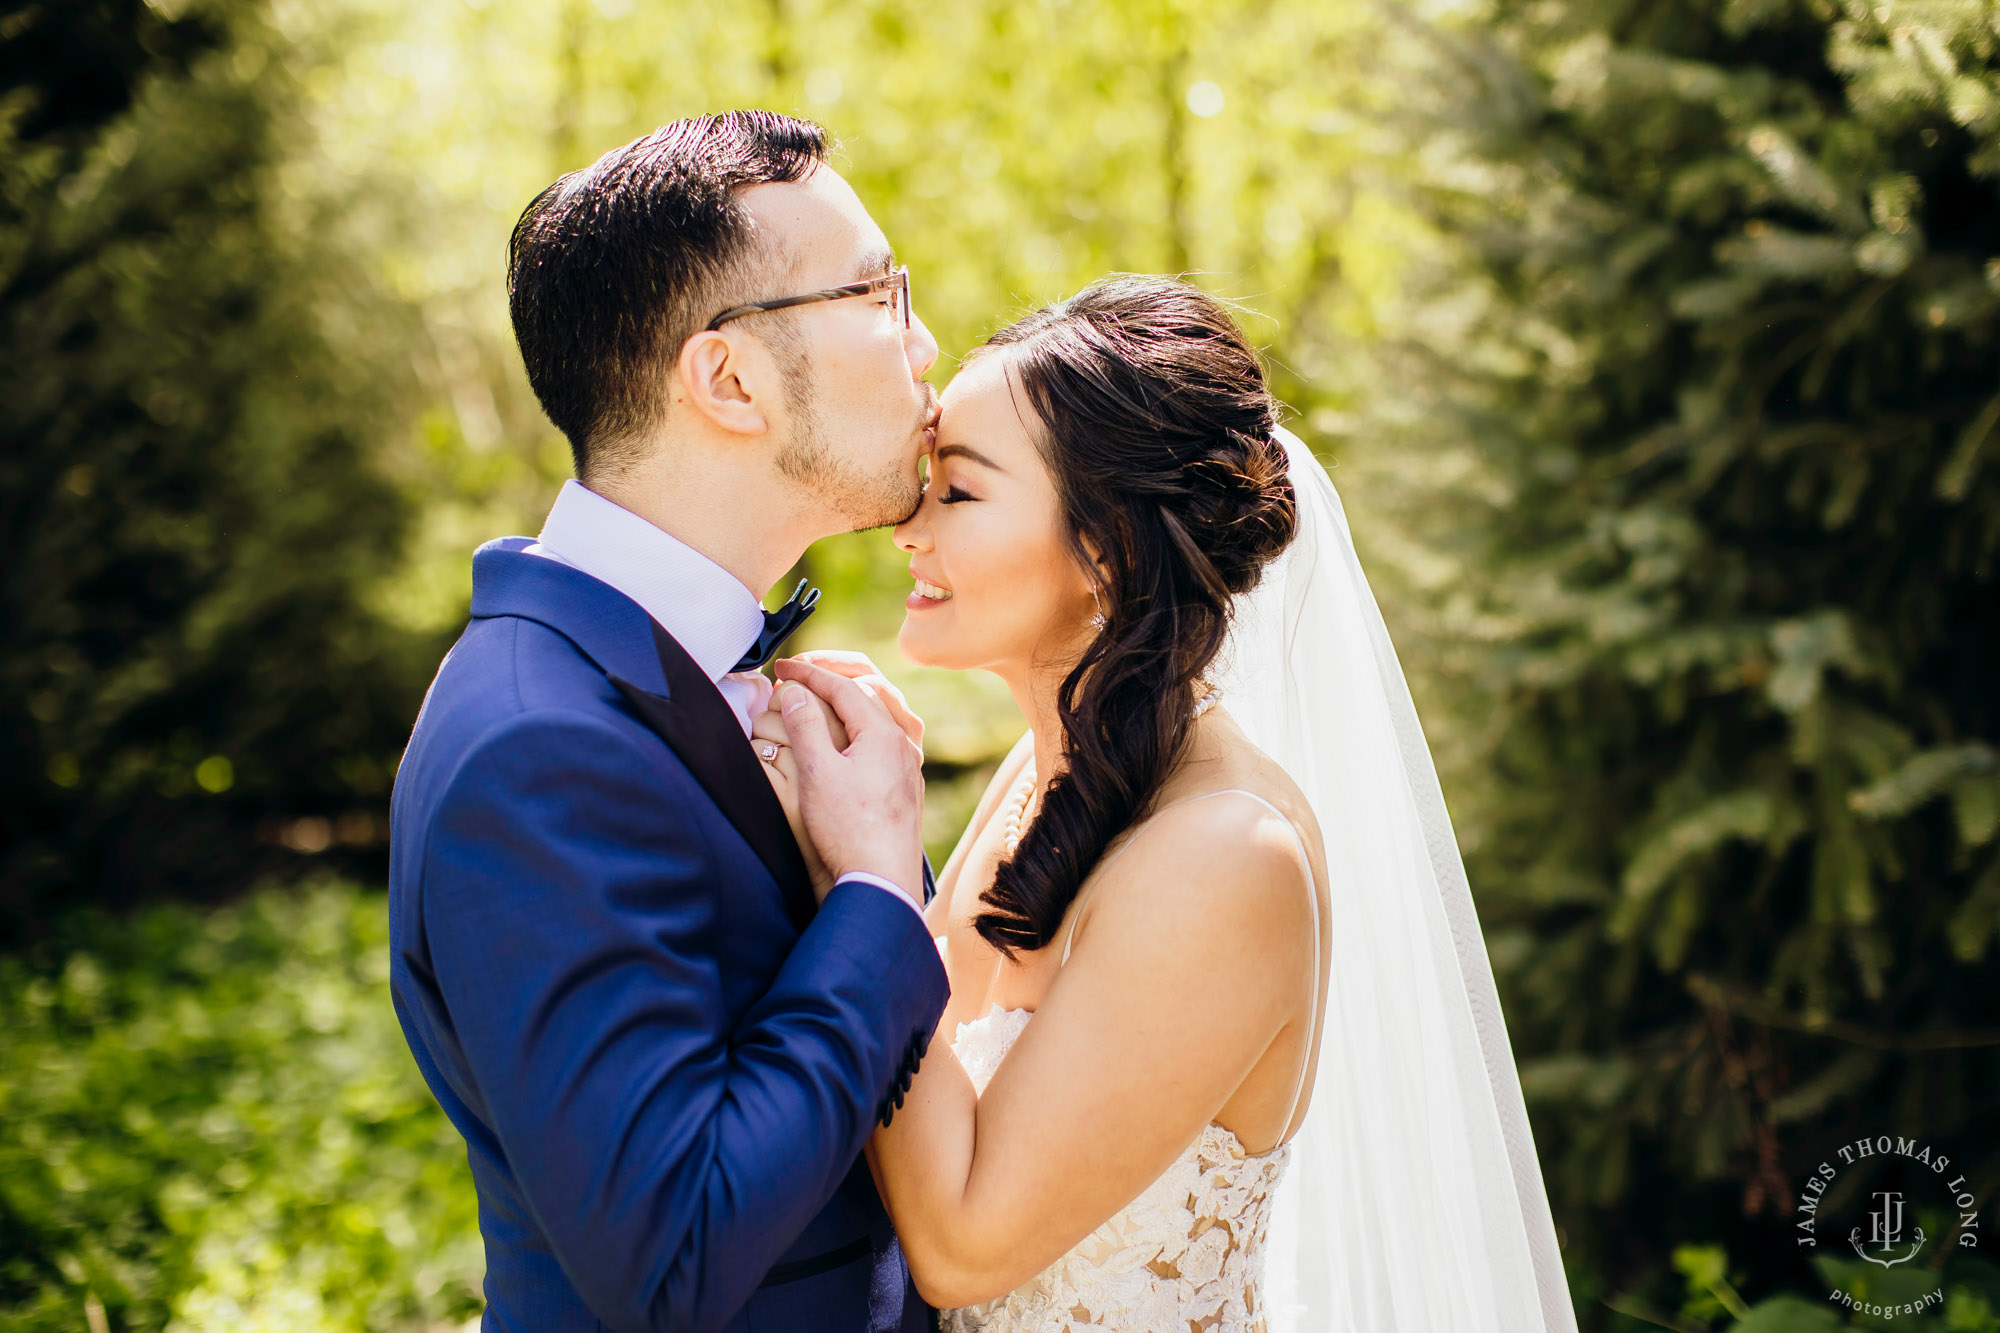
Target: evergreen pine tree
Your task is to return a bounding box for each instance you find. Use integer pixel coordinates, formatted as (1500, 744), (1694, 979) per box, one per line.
(0, 0), (432, 940)
(1363, 0), (2000, 1313)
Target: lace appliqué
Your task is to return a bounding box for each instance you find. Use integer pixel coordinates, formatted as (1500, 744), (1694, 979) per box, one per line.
(940, 1005), (1291, 1333)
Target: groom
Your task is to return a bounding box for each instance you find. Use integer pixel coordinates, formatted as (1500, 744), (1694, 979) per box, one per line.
(388, 112), (950, 1333)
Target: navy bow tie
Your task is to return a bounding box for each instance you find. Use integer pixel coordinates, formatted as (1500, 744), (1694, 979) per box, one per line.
(732, 577), (822, 673)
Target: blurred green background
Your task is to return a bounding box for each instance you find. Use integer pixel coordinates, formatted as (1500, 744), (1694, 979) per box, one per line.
(3, 0), (1998, 1328)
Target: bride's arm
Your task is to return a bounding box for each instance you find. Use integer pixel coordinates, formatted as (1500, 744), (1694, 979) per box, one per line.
(869, 796), (1316, 1309)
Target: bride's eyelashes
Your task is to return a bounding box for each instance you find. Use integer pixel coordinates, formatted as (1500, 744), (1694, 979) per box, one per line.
(915, 459), (972, 503)
(915, 472), (972, 503)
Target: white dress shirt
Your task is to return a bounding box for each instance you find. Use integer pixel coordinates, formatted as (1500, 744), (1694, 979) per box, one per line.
(526, 479), (773, 735)
(525, 480), (922, 918)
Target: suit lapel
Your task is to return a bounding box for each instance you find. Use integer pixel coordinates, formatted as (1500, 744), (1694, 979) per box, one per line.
(612, 621), (817, 933)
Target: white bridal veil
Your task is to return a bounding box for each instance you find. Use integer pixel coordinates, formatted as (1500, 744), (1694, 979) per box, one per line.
(1214, 427), (1579, 1332)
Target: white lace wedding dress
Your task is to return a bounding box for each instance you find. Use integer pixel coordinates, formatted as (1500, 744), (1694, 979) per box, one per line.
(938, 788), (1309, 1333)
(940, 1007), (1292, 1333)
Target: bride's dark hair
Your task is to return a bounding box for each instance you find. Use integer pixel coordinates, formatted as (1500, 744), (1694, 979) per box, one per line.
(973, 275), (1298, 957)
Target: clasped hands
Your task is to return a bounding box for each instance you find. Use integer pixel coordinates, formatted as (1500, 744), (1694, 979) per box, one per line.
(752, 651), (926, 908)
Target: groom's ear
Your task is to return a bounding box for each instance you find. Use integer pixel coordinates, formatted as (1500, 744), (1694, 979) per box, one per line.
(675, 329), (772, 438)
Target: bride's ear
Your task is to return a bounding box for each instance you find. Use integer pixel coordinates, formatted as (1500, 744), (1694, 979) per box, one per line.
(1077, 538), (1112, 589)
(1073, 539), (1114, 618)
(675, 329), (771, 437)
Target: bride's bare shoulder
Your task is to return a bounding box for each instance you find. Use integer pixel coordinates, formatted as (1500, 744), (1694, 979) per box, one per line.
(1064, 792), (1315, 1003)
(1079, 749), (1320, 951)
(1181, 707), (1327, 865)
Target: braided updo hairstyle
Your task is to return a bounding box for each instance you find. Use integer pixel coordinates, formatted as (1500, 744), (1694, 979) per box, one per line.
(973, 275), (1298, 957)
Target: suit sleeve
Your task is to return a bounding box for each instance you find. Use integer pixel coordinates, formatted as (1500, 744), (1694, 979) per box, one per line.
(421, 709), (949, 1333)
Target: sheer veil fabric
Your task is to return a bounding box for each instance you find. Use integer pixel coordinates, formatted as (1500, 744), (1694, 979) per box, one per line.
(1214, 427), (1578, 1332)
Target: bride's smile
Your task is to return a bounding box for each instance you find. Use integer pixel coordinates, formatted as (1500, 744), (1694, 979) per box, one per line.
(906, 575), (952, 605)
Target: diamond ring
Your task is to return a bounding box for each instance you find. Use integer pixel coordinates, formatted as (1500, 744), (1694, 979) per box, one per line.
(757, 740), (781, 763)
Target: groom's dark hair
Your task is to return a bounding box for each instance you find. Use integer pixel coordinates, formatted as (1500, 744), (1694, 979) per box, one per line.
(507, 111), (828, 478)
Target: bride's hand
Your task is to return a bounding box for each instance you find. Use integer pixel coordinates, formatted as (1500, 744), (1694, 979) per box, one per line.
(780, 650), (924, 752)
(751, 693), (841, 902)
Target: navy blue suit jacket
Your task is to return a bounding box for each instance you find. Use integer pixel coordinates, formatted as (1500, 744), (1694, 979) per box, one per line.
(389, 538), (951, 1333)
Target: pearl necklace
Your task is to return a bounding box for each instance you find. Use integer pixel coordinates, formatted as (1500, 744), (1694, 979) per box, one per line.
(999, 688), (1218, 857)
(1000, 757), (1039, 858)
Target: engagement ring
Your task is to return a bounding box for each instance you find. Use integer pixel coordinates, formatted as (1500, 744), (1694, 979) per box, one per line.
(757, 740), (782, 763)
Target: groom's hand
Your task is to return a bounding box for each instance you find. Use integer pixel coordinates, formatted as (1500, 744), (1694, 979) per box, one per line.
(783, 650), (925, 751)
(773, 659), (924, 905)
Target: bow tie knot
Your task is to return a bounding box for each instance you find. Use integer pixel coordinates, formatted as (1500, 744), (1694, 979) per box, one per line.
(732, 577), (822, 673)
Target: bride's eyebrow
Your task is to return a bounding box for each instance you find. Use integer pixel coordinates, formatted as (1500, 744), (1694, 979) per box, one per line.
(935, 443), (1006, 473)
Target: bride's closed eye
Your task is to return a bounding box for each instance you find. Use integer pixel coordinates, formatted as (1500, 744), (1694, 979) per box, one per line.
(920, 462), (974, 504)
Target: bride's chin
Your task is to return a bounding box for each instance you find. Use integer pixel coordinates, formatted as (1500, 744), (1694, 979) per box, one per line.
(896, 620), (941, 668)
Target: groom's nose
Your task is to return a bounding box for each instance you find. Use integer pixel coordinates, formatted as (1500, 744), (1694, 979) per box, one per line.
(905, 311), (940, 380)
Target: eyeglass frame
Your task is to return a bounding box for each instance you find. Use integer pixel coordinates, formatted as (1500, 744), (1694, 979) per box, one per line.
(704, 265), (911, 332)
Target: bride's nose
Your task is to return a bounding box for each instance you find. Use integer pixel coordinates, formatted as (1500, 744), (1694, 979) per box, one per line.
(893, 500), (932, 553)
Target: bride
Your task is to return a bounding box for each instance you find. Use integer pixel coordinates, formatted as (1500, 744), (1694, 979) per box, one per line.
(761, 276), (1579, 1332)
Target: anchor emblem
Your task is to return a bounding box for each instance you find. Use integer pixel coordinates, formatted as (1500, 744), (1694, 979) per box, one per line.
(1849, 1190), (1925, 1268)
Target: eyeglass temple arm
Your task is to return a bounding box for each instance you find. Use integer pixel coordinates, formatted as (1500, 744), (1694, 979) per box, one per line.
(705, 270), (905, 332)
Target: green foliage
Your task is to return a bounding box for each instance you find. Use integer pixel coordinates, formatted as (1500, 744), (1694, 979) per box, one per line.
(0, 0), (440, 940)
(1363, 0), (2000, 1311)
(0, 881), (480, 1332)
(1621, 1245), (2000, 1331)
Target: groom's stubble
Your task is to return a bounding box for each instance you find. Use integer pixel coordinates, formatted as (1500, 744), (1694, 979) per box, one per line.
(770, 330), (927, 534)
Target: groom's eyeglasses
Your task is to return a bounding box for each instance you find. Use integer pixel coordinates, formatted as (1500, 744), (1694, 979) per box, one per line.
(705, 265), (912, 332)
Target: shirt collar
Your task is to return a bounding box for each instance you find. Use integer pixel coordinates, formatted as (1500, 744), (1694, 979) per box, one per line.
(525, 479), (766, 684)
